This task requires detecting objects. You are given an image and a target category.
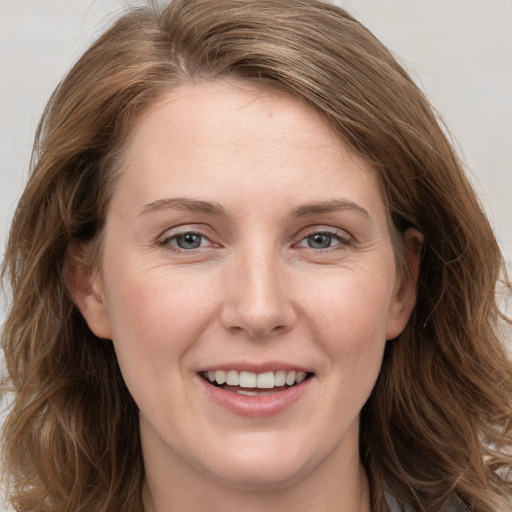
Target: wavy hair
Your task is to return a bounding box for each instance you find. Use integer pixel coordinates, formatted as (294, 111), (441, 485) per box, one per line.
(2, 1), (511, 511)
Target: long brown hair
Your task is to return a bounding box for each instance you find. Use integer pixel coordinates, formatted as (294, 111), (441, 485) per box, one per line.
(2, 1), (511, 511)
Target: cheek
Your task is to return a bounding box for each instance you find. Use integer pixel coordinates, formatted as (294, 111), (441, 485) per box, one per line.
(299, 267), (394, 381)
(106, 259), (206, 328)
(100, 265), (218, 422)
(286, 269), (393, 446)
(102, 263), (216, 376)
(304, 268), (393, 340)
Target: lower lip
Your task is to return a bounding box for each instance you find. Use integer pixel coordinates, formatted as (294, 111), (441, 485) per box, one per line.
(198, 375), (312, 418)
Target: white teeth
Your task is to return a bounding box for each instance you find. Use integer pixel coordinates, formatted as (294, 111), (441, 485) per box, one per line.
(274, 370), (286, 386)
(256, 371), (274, 388)
(285, 371), (296, 385)
(296, 371), (307, 384)
(203, 369), (309, 389)
(235, 389), (279, 396)
(235, 389), (259, 396)
(226, 370), (239, 386)
(239, 371), (257, 388)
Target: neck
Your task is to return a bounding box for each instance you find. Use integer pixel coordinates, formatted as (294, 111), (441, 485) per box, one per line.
(142, 445), (371, 512)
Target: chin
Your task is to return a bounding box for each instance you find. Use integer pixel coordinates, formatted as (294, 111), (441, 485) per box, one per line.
(201, 443), (315, 492)
(214, 466), (308, 492)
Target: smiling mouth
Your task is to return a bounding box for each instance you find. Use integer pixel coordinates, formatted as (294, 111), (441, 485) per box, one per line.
(201, 370), (313, 396)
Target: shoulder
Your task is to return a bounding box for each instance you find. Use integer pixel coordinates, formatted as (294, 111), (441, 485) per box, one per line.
(442, 494), (469, 511)
(386, 492), (468, 511)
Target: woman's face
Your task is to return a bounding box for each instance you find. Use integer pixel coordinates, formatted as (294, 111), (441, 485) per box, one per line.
(77, 81), (417, 492)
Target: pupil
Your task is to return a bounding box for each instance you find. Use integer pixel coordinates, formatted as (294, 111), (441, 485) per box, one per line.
(177, 233), (201, 249)
(308, 233), (332, 249)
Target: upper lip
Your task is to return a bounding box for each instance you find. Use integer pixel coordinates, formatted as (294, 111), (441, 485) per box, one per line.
(198, 361), (312, 374)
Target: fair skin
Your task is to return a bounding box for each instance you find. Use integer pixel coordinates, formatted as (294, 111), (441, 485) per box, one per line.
(71, 81), (420, 512)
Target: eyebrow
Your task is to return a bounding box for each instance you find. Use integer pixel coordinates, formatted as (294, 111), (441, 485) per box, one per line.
(291, 200), (369, 218)
(138, 197), (227, 217)
(138, 197), (369, 219)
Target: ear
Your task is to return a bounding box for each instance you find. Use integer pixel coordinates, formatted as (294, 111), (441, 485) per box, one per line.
(62, 241), (112, 339)
(385, 228), (423, 340)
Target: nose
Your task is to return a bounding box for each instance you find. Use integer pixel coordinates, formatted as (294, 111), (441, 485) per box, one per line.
(220, 248), (297, 339)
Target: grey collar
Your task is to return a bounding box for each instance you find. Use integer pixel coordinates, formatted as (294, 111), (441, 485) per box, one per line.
(385, 491), (468, 511)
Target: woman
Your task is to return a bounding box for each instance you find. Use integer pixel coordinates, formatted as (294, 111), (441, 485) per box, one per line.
(1, 0), (511, 511)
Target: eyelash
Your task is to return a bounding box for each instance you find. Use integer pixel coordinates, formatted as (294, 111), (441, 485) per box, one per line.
(158, 227), (352, 254)
(295, 229), (351, 251)
(159, 229), (214, 253)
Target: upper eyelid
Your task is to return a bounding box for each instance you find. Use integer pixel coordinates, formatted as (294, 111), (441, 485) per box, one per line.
(296, 225), (352, 240)
(158, 231), (218, 254)
(165, 231), (210, 242)
(156, 225), (353, 246)
(157, 229), (214, 250)
(296, 226), (354, 250)
(158, 225), (212, 240)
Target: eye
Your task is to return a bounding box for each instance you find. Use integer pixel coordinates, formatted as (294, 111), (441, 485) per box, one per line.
(161, 231), (213, 251)
(297, 230), (350, 250)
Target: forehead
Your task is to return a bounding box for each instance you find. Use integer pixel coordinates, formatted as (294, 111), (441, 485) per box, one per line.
(113, 80), (386, 222)
(124, 80), (343, 156)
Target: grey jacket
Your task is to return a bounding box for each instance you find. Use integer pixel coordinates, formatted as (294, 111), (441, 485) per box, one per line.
(386, 492), (468, 511)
